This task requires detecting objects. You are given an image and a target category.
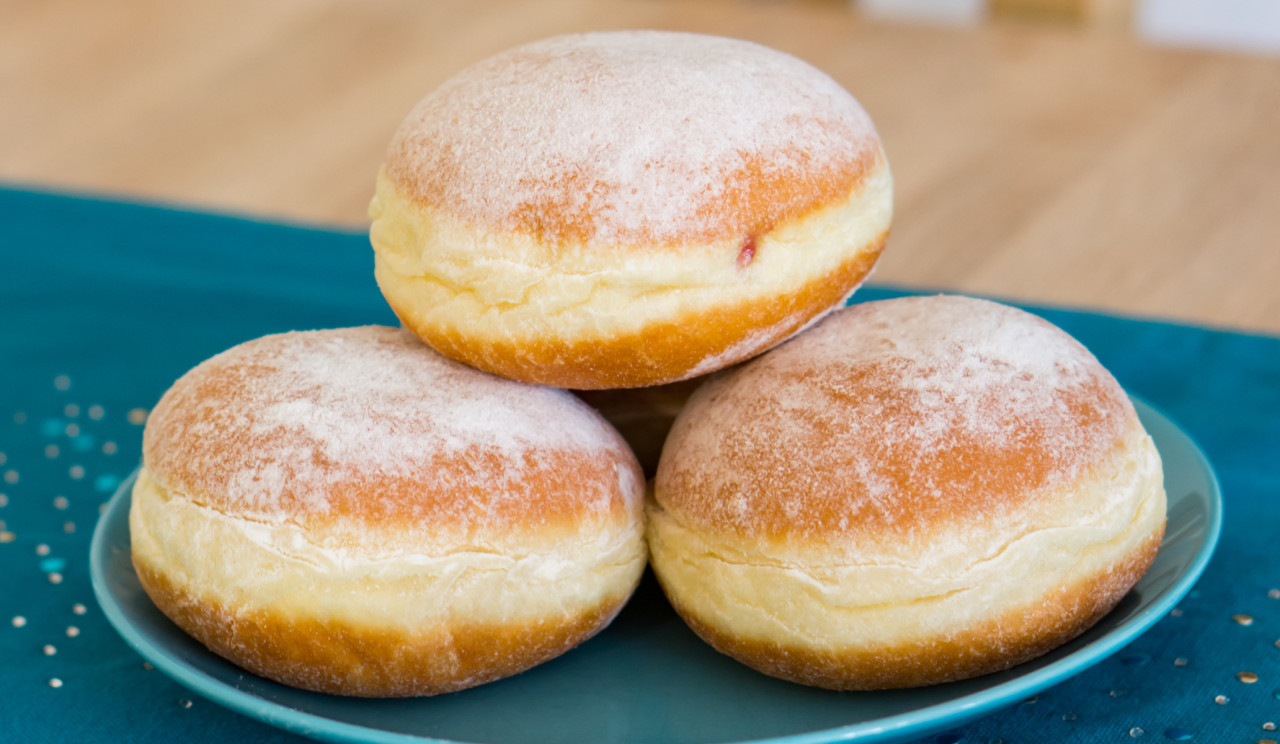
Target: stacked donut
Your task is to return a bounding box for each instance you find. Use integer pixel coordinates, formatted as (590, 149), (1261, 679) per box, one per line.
(132, 30), (1165, 697)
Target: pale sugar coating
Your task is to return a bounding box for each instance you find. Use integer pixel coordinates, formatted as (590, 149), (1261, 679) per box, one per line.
(656, 295), (1138, 545)
(385, 31), (882, 246)
(143, 326), (641, 534)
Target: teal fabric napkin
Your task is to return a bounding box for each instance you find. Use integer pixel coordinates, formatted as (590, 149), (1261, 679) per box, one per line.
(1, 186), (1277, 743)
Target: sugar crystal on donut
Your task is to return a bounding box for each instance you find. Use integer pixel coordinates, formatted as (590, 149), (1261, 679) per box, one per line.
(370, 31), (893, 389)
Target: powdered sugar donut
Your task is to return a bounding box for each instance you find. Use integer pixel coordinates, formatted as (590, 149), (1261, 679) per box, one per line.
(369, 31), (892, 389)
(131, 326), (646, 696)
(648, 296), (1165, 689)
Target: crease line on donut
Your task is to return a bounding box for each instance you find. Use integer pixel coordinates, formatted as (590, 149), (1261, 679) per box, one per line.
(142, 471), (643, 579)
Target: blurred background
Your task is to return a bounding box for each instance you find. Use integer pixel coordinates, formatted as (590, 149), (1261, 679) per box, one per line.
(2, 0), (1277, 332)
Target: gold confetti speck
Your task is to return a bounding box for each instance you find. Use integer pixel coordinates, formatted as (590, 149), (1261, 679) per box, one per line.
(88, 405), (105, 420)
(64, 404), (79, 418)
(53, 497), (68, 510)
(1238, 671), (1259, 684)
(0, 531), (15, 543)
(1174, 658), (1189, 666)
(1269, 589), (1280, 600)
(3, 470), (17, 485)
(48, 573), (63, 585)
(64, 423), (80, 438)
(1215, 694), (1229, 705)
(1129, 728), (1144, 738)
(1264, 723), (1277, 732)
(11, 616), (26, 628)
(43, 645), (56, 656)
(178, 699), (193, 709)
(72, 604), (86, 615)
(127, 408), (148, 425)
(48, 678), (63, 688)
(65, 626), (79, 638)
(102, 441), (117, 455)
(1260, 740), (1278, 744)
(44, 445), (59, 459)
(35, 544), (50, 556)
(1234, 614), (1254, 626)
(0, 494), (8, 507)
(68, 466), (84, 480)
(63, 522), (75, 534)
(54, 375), (71, 391)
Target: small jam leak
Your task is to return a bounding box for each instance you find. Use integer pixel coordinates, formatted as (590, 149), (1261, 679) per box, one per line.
(737, 235), (758, 268)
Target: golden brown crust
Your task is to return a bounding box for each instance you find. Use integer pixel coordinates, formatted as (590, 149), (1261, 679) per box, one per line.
(655, 297), (1136, 544)
(663, 529), (1163, 690)
(134, 559), (629, 697)
(142, 326), (642, 533)
(384, 232), (885, 390)
(383, 31), (883, 247)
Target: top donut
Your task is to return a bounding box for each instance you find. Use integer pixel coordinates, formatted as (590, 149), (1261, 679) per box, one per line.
(371, 31), (893, 389)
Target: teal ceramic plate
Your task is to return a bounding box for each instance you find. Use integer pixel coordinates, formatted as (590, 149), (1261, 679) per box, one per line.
(91, 399), (1221, 744)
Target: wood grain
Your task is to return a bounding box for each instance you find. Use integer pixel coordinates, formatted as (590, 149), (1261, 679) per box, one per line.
(2, 0), (1277, 333)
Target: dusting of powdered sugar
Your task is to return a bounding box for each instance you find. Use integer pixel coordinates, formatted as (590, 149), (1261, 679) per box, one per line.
(657, 296), (1135, 543)
(144, 327), (629, 521)
(385, 31), (880, 245)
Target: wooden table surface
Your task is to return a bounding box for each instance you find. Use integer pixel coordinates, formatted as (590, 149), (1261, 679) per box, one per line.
(3, 0), (1278, 333)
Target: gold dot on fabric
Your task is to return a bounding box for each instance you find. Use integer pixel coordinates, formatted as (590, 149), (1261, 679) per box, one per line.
(53, 497), (68, 510)
(1259, 740), (1278, 744)
(3, 470), (17, 485)
(1175, 658), (1189, 666)
(68, 466), (84, 480)
(127, 408), (148, 425)
(54, 375), (71, 391)
(1240, 672), (1260, 684)
(72, 604), (86, 615)
(48, 678), (63, 688)
(1234, 614), (1255, 626)
(88, 405), (105, 420)
(64, 423), (80, 438)
(62, 522), (75, 534)
(0, 531), (15, 543)
(64, 404), (80, 418)
(45, 445), (59, 459)
(1215, 695), (1230, 705)
(102, 441), (117, 455)
(1269, 589), (1280, 600)
(0, 494), (8, 507)
(11, 616), (26, 628)
(48, 573), (63, 585)
(65, 626), (79, 637)
(43, 645), (56, 656)
(35, 544), (50, 556)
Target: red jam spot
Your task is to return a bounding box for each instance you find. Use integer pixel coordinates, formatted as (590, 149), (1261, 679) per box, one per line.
(737, 235), (758, 268)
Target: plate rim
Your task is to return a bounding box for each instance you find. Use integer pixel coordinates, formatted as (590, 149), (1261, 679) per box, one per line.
(90, 397), (1223, 744)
